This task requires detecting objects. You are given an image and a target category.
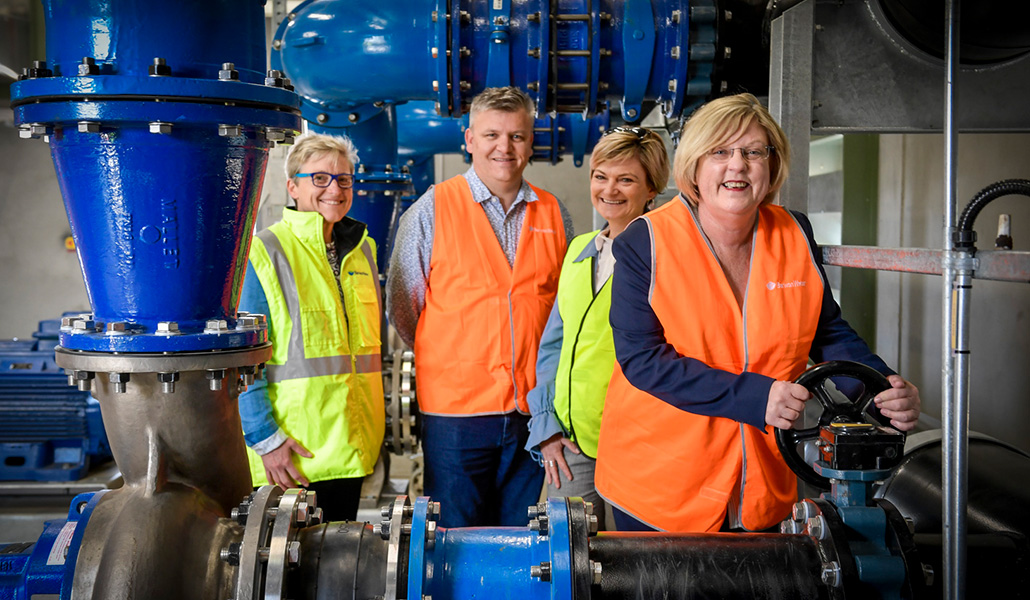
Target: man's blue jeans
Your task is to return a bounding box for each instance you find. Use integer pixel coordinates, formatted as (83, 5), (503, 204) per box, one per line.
(421, 412), (544, 528)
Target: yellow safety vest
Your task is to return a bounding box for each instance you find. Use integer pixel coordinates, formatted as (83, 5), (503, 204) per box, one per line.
(553, 231), (615, 458)
(246, 207), (385, 484)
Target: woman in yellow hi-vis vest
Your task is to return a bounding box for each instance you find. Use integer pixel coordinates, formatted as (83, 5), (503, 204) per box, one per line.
(525, 126), (669, 528)
(239, 133), (384, 522)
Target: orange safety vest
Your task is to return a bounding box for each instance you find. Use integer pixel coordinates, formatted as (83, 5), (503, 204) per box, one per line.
(414, 175), (566, 416)
(595, 198), (824, 532)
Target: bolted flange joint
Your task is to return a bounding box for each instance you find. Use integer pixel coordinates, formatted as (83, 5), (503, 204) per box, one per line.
(74, 370), (95, 392)
(264, 69), (285, 88)
(149, 57), (171, 76)
(220, 542), (242, 566)
(78, 57), (99, 76)
(530, 562), (551, 582)
(218, 62), (239, 81)
(108, 372), (130, 394)
(158, 372), (180, 394)
(528, 515), (549, 536)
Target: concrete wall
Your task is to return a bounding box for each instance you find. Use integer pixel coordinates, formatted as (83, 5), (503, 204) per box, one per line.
(876, 133), (1030, 453)
(0, 121), (90, 338)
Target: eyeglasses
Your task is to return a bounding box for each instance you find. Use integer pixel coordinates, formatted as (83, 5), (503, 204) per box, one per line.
(707, 146), (775, 163)
(295, 172), (355, 189)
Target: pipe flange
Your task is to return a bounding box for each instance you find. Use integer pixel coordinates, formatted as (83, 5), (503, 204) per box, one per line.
(232, 486), (283, 600)
(405, 497), (436, 599)
(876, 498), (930, 598)
(385, 350), (419, 456)
(383, 495), (414, 600)
(807, 499), (852, 599)
(566, 497), (595, 597)
(264, 488), (312, 600)
(55, 343), (272, 374)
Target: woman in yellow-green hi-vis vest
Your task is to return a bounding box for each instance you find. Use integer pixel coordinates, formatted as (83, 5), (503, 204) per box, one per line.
(238, 133), (384, 522)
(524, 126), (670, 529)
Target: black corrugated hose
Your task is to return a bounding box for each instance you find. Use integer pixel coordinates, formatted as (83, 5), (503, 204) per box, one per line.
(953, 179), (1030, 250)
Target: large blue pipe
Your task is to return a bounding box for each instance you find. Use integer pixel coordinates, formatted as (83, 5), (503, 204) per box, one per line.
(11, 0), (302, 353)
(274, 0), (715, 123)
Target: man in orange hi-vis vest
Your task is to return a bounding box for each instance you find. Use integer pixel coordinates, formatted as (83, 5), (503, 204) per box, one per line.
(387, 87), (573, 528)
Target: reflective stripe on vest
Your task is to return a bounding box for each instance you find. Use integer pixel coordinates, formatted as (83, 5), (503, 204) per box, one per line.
(553, 231), (615, 458)
(257, 230), (383, 382)
(414, 175), (566, 416)
(595, 198), (823, 532)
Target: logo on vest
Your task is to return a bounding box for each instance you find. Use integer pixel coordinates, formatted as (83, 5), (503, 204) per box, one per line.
(767, 280), (806, 290)
(529, 226), (556, 234)
(348, 270), (370, 276)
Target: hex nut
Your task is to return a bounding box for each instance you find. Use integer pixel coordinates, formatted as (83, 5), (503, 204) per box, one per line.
(264, 69), (285, 87)
(820, 561), (841, 587)
(218, 62), (239, 81)
(807, 515), (827, 541)
(148, 57), (171, 76)
(156, 321), (180, 335)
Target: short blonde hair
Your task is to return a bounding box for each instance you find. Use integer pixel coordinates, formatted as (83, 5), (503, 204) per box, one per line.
(469, 86), (535, 127)
(590, 128), (670, 196)
(285, 132), (360, 179)
(673, 93), (790, 206)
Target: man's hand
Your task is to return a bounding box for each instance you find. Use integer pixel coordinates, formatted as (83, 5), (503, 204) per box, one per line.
(874, 375), (921, 432)
(260, 437), (314, 490)
(766, 380), (812, 430)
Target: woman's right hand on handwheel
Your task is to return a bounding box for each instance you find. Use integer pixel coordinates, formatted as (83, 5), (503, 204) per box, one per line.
(541, 433), (580, 489)
(765, 380), (812, 430)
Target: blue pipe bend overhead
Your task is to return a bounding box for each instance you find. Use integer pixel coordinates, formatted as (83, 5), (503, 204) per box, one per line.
(273, 0), (717, 123)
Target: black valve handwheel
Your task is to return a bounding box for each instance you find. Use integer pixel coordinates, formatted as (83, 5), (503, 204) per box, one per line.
(775, 361), (893, 489)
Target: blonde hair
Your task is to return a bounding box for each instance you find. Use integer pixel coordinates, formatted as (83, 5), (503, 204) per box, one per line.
(285, 132), (360, 179)
(673, 93), (790, 206)
(469, 86), (536, 128)
(590, 128), (670, 196)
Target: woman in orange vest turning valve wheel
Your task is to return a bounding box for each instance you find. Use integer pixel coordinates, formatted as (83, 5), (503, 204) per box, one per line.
(593, 94), (922, 533)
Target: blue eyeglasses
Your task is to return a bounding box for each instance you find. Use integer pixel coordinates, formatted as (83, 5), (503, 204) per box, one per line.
(295, 172), (355, 189)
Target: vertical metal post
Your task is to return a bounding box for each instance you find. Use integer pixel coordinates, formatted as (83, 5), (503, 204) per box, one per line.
(941, 1), (966, 599)
(272, 0), (289, 30)
(768, 0), (813, 213)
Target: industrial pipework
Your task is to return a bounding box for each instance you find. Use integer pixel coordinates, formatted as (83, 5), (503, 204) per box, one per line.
(6, 361), (1030, 599)
(8, 1), (301, 597)
(270, 0), (747, 267)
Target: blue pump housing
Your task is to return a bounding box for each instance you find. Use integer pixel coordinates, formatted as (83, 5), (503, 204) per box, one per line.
(0, 321), (110, 482)
(0, 491), (106, 599)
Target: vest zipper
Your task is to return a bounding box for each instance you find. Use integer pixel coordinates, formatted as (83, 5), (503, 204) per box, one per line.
(328, 242), (351, 352)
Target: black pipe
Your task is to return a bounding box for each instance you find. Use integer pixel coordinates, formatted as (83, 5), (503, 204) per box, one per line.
(953, 179), (1030, 249)
(876, 433), (1030, 538)
(292, 522), (388, 600)
(587, 533), (830, 600)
